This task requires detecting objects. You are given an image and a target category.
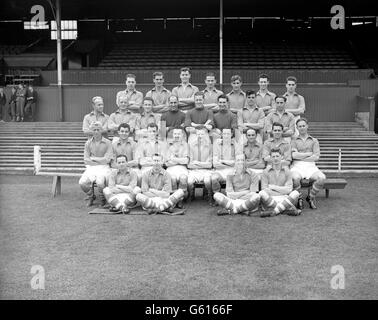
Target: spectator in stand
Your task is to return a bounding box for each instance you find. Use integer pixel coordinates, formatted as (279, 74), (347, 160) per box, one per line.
(8, 86), (17, 121)
(15, 83), (26, 122)
(24, 85), (38, 121)
(145, 71), (171, 113)
(0, 86), (6, 122)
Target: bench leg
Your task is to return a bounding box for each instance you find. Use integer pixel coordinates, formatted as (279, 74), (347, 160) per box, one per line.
(52, 176), (61, 197)
(325, 189), (329, 198)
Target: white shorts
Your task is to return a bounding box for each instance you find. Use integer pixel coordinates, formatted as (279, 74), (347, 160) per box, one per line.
(166, 165), (188, 180)
(81, 165), (111, 183)
(291, 161), (321, 179)
(214, 168), (235, 181)
(188, 169), (213, 183)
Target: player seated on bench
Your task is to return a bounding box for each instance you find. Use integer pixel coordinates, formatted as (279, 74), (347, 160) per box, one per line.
(259, 148), (301, 217)
(103, 155), (141, 214)
(165, 128), (189, 209)
(214, 154), (260, 216)
(136, 154), (184, 214)
(291, 118), (326, 210)
(79, 121), (113, 207)
(187, 128), (213, 201)
(210, 128), (236, 206)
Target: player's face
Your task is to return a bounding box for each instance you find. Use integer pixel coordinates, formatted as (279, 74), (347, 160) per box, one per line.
(222, 129), (232, 141)
(173, 129), (182, 141)
(118, 127), (130, 139)
(143, 100), (153, 113)
(92, 127), (101, 138)
(271, 152), (282, 165)
(286, 81), (296, 93)
(272, 126), (283, 139)
(93, 99), (104, 113)
(231, 80), (242, 91)
(297, 120), (308, 135)
(169, 97), (179, 111)
(258, 78), (268, 90)
(180, 71), (190, 83)
(119, 97), (128, 110)
(126, 77), (136, 90)
(153, 75), (164, 87)
(246, 94), (256, 106)
(116, 156), (128, 170)
(235, 159), (245, 174)
(275, 98), (285, 112)
(152, 156), (163, 170)
(194, 95), (204, 108)
(205, 76), (216, 88)
(218, 98), (228, 111)
(147, 126), (158, 138)
(246, 130), (257, 143)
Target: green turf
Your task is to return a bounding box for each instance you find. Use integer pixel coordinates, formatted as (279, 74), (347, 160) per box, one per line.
(0, 175), (377, 299)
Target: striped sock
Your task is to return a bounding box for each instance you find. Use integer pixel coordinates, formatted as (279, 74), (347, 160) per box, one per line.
(160, 189), (184, 211)
(136, 194), (156, 209)
(108, 196), (122, 210)
(233, 194), (260, 214)
(310, 180), (324, 199)
(259, 190), (277, 209)
(214, 193), (234, 211)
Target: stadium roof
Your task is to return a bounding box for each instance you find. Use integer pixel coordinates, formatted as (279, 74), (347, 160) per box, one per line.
(0, 0), (377, 20)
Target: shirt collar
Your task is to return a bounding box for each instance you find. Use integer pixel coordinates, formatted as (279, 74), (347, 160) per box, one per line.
(90, 136), (107, 144)
(150, 167), (165, 176)
(295, 134), (314, 141)
(283, 91), (298, 97)
(268, 138), (289, 146)
(243, 104), (259, 111)
(257, 90), (273, 96)
(116, 137), (133, 145)
(179, 83), (192, 88)
(273, 110), (289, 116)
(115, 109), (131, 114)
(229, 90), (245, 96)
(117, 167), (130, 175)
(141, 111), (155, 117)
(90, 111), (105, 116)
(151, 87), (168, 92)
(245, 140), (260, 147)
(203, 87), (218, 93)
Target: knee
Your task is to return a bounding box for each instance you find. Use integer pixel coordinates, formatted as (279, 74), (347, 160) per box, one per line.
(79, 176), (89, 187)
(133, 186), (142, 194)
(103, 187), (111, 196)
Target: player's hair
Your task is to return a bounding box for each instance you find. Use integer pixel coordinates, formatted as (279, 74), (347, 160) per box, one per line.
(143, 97), (154, 104)
(246, 128), (257, 135)
(118, 123), (130, 131)
(258, 73), (269, 81)
(246, 90), (256, 97)
(272, 122), (284, 131)
(217, 94), (229, 102)
(275, 95), (287, 102)
(126, 73), (136, 80)
(194, 91), (205, 99)
(168, 94), (179, 102)
(231, 75), (242, 83)
(270, 148), (282, 155)
(180, 67), (191, 74)
(91, 96), (103, 104)
(205, 72), (216, 78)
(147, 122), (158, 130)
(116, 154), (128, 162)
(296, 117), (308, 126)
(153, 71), (164, 79)
(286, 76), (297, 84)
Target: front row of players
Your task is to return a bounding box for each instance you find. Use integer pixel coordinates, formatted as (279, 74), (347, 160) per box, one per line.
(79, 117), (325, 216)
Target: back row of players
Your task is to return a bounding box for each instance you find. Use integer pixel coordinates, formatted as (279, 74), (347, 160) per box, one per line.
(80, 69), (325, 216)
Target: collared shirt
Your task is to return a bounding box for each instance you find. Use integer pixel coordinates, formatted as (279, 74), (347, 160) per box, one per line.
(262, 138), (292, 162)
(84, 136), (112, 164)
(265, 110), (295, 135)
(172, 83), (199, 99)
(82, 111), (109, 134)
(167, 141), (189, 160)
(26, 90), (37, 102)
(137, 112), (161, 130)
(291, 135), (320, 159)
(226, 90), (246, 111)
(112, 138), (137, 166)
(161, 110), (186, 129)
(135, 139), (168, 163)
(188, 139), (212, 163)
(185, 107), (214, 128)
(283, 92), (306, 112)
(116, 89), (143, 112)
(145, 87), (171, 106)
(213, 110), (237, 131)
(237, 105), (265, 132)
(226, 171), (259, 193)
(261, 166), (293, 190)
(108, 109), (138, 132)
(213, 138), (235, 162)
(142, 168), (172, 193)
(256, 90), (276, 113)
(203, 87), (223, 105)
(244, 141), (264, 164)
(108, 168), (138, 189)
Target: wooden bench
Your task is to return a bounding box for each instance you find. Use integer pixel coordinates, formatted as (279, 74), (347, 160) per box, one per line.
(300, 178), (348, 198)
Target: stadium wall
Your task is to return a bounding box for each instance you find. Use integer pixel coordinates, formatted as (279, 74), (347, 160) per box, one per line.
(1, 84), (360, 122)
(40, 69), (375, 86)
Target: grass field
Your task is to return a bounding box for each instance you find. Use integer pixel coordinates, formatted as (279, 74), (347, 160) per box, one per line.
(0, 174), (377, 300)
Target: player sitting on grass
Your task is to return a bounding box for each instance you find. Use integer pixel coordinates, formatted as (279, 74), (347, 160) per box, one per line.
(79, 121), (112, 207)
(259, 148), (301, 217)
(165, 128), (189, 208)
(103, 155), (141, 214)
(291, 118), (326, 210)
(136, 154), (185, 214)
(214, 154), (260, 216)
